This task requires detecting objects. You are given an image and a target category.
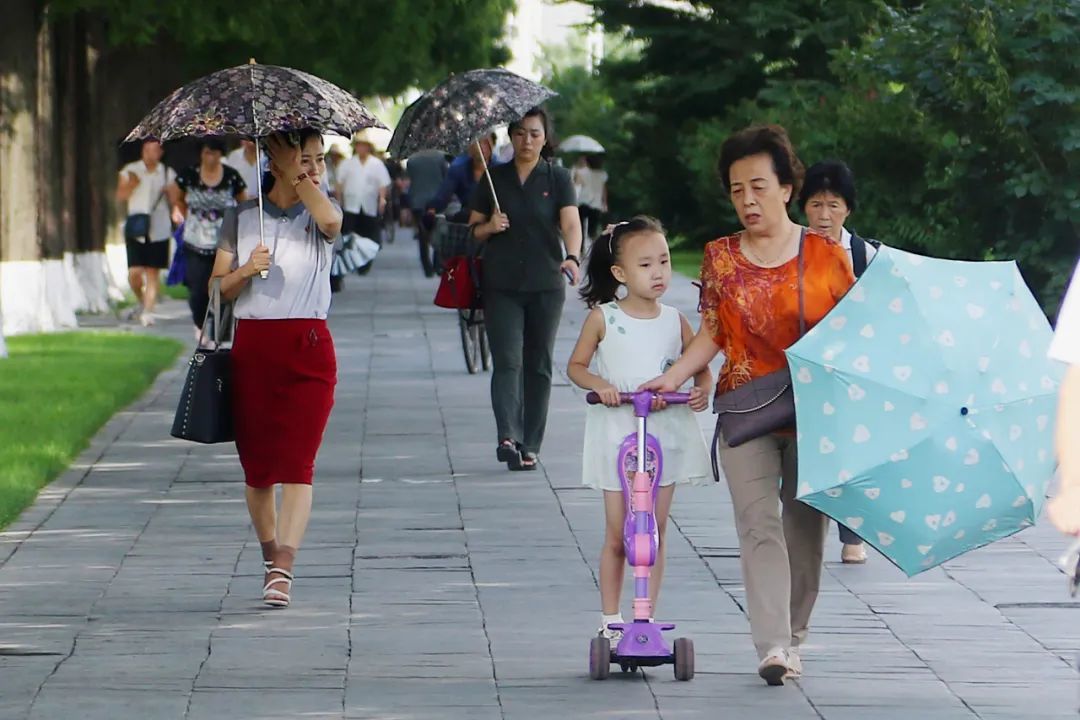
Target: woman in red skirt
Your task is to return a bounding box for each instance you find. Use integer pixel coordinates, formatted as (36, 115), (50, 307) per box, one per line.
(212, 129), (342, 608)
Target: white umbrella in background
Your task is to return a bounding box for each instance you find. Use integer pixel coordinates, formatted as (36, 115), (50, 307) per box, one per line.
(559, 135), (605, 153)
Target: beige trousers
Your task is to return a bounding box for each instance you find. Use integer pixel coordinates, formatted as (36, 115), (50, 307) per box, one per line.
(717, 432), (828, 659)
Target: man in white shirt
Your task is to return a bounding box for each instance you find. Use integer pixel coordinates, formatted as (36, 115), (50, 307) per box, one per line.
(336, 135), (390, 273)
(117, 139), (176, 325)
(1047, 262), (1080, 534)
(225, 140), (261, 196)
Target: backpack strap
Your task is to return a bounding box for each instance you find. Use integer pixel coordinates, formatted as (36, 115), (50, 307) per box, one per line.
(851, 232), (868, 278)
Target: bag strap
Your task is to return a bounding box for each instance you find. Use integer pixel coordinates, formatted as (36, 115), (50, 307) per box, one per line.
(149, 166), (169, 214)
(850, 232), (867, 277)
(195, 278), (227, 349)
(798, 227), (806, 336)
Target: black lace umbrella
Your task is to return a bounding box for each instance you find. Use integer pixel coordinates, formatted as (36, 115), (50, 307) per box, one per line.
(388, 69), (557, 211)
(126, 60), (385, 277)
(125, 61), (385, 142)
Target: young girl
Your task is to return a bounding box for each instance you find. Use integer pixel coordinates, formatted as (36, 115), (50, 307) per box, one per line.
(567, 216), (714, 642)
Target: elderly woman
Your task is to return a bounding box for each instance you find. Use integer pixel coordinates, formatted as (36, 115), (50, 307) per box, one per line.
(643, 125), (854, 685)
(211, 130), (342, 609)
(469, 107), (583, 471)
(798, 159), (879, 564)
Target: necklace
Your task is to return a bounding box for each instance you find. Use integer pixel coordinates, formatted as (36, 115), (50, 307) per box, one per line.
(743, 227), (797, 267)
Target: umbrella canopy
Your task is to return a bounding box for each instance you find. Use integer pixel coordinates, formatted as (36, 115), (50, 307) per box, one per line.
(788, 245), (1064, 576)
(125, 62), (385, 143)
(386, 68), (556, 159)
(559, 135), (605, 153)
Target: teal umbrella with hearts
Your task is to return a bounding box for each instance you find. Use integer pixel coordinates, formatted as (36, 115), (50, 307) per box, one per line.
(787, 245), (1064, 576)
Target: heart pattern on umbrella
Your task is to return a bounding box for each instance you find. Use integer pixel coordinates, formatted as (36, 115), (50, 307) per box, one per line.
(788, 245), (1064, 576)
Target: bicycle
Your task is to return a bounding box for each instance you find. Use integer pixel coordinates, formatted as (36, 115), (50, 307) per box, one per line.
(433, 215), (491, 374)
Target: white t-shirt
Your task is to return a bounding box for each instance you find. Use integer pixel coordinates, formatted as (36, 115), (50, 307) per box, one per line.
(840, 226), (879, 268)
(225, 148), (261, 195)
(120, 161), (175, 241)
(1049, 260), (1080, 365)
(336, 155), (390, 216)
(572, 166), (608, 210)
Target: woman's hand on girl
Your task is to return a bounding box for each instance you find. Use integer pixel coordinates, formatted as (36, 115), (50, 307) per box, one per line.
(638, 374), (678, 395)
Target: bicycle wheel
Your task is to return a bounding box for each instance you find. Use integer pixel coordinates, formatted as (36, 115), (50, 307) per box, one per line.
(459, 310), (481, 374)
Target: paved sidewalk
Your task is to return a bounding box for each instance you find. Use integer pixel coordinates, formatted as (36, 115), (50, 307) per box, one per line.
(1, 235), (1078, 719)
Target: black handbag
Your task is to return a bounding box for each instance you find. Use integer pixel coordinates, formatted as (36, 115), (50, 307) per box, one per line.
(170, 279), (234, 444)
(710, 229), (806, 479)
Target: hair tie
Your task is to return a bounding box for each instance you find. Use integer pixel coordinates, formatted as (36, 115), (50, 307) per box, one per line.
(605, 221), (630, 255)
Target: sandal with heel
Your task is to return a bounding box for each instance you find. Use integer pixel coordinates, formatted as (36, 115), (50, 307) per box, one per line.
(263, 568), (294, 608)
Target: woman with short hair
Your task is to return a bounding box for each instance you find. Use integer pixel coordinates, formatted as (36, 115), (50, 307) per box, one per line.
(643, 124), (855, 685)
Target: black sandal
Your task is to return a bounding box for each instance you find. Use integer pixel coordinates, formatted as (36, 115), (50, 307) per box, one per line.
(497, 439), (521, 466)
(513, 450), (538, 472)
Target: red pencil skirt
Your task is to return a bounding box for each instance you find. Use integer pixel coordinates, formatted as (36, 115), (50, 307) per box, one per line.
(231, 318), (337, 488)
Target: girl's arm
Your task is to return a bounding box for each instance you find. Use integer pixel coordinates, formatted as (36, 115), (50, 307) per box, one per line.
(680, 312), (713, 411)
(566, 308), (621, 406)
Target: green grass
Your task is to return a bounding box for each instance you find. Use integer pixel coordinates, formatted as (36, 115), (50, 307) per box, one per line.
(671, 249), (705, 279)
(0, 332), (183, 529)
(162, 284), (189, 301)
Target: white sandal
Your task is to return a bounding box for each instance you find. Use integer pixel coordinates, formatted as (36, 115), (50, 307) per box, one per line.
(263, 568), (294, 608)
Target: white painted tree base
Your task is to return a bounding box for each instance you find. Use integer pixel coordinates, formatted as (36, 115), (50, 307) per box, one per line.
(0, 248), (127, 337)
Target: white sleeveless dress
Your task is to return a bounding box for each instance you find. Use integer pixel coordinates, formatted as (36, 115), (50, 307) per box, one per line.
(582, 302), (713, 491)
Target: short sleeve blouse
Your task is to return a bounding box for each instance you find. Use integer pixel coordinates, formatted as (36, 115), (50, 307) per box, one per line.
(700, 229), (855, 393)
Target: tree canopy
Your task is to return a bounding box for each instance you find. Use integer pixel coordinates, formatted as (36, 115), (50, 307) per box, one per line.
(545, 0), (1079, 315)
(47, 0), (515, 97)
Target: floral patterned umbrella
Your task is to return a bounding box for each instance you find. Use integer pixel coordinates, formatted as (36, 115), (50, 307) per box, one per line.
(387, 68), (556, 159)
(124, 61), (385, 142)
(388, 69), (556, 212)
(126, 61), (384, 279)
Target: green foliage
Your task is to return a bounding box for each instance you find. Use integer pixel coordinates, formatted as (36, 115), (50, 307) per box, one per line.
(558, 0), (1079, 315)
(0, 332), (181, 529)
(47, 0), (515, 97)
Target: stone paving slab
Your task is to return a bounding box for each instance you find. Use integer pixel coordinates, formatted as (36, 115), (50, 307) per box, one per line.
(1, 232), (1078, 718)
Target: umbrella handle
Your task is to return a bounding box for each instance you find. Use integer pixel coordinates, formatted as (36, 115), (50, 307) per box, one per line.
(255, 137), (269, 280)
(475, 140), (501, 215)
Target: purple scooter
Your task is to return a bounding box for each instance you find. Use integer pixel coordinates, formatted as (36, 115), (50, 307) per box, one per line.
(585, 390), (694, 681)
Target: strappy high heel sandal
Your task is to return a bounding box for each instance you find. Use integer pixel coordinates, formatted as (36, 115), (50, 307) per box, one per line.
(263, 568), (294, 608)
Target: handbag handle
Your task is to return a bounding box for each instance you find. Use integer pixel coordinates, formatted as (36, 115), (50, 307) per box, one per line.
(195, 278), (228, 349)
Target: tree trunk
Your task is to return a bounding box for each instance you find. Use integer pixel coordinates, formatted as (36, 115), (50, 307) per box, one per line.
(0, 0), (41, 266)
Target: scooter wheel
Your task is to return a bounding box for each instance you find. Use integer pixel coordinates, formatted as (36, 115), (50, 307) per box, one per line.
(673, 637), (694, 681)
(589, 636), (611, 680)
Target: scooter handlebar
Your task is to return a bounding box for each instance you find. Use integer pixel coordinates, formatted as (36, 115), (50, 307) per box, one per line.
(585, 391), (692, 405)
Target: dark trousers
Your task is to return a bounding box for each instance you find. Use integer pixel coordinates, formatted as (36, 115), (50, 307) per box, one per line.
(483, 287), (564, 454)
(184, 247), (216, 329)
(415, 210), (435, 277)
(838, 522), (863, 545)
(578, 205), (601, 240)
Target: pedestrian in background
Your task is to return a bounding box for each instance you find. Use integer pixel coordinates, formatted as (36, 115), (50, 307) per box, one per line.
(117, 139), (175, 326)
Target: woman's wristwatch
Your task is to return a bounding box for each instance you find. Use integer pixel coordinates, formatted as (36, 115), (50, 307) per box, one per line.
(565, 254), (580, 266)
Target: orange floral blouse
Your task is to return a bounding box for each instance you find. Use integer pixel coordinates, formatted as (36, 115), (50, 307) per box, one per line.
(700, 229), (855, 394)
